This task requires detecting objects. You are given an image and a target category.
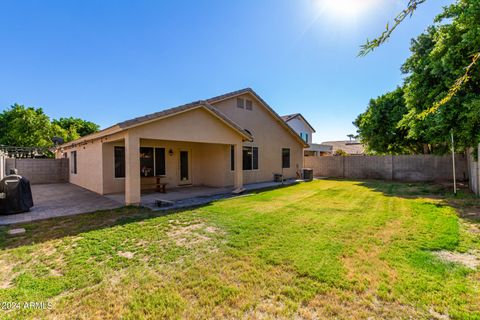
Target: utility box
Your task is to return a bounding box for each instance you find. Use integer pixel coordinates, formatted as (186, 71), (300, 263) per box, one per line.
(303, 169), (313, 181)
(273, 173), (283, 182)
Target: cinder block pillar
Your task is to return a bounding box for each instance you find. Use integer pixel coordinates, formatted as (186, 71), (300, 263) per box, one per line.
(125, 132), (141, 205)
(233, 143), (243, 189)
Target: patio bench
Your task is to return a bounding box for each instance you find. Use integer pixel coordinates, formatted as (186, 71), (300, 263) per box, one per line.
(141, 176), (168, 193)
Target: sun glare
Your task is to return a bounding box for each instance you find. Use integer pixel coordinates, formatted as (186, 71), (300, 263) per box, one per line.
(314, 0), (379, 20)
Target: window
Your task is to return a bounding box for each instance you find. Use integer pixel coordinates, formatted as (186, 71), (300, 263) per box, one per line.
(253, 147), (258, 170)
(300, 132), (309, 143)
(236, 98), (245, 109)
(246, 100), (253, 110)
(140, 147), (154, 177)
(230, 145), (235, 171)
(114, 147), (125, 178)
(155, 148), (166, 176)
(242, 146), (258, 171)
(140, 147), (166, 177)
(71, 151), (77, 174)
(282, 148), (290, 168)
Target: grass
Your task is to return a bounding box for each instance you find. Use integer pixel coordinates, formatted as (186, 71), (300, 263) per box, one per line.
(0, 179), (479, 319)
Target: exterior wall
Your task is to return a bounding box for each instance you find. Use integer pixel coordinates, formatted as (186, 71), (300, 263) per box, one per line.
(286, 117), (313, 144)
(130, 107), (243, 145)
(102, 140), (233, 194)
(0, 152), (5, 180)
(467, 147), (480, 195)
(305, 154), (468, 182)
(211, 93), (304, 183)
(5, 158), (69, 184)
(63, 141), (104, 194)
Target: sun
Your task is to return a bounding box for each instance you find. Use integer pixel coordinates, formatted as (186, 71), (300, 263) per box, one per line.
(314, 0), (379, 20)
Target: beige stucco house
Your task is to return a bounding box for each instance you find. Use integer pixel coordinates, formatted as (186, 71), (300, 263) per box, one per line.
(281, 113), (332, 156)
(56, 88), (308, 205)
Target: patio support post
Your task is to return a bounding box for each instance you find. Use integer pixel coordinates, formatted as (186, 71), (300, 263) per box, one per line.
(125, 132), (141, 205)
(234, 143), (243, 189)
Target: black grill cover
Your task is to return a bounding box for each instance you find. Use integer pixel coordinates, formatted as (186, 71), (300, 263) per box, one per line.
(0, 175), (34, 214)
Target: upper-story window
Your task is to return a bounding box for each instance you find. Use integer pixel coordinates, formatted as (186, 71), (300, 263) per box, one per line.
(237, 98), (245, 109)
(300, 132), (309, 143)
(246, 100), (253, 111)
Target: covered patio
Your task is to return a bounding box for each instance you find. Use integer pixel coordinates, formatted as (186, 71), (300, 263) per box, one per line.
(105, 179), (301, 211)
(97, 104), (252, 206)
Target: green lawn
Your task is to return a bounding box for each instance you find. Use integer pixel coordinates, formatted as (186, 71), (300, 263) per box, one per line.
(0, 180), (479, 319)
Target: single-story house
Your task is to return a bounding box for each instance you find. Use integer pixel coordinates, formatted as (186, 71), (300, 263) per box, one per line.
(56, 88), (309, 205)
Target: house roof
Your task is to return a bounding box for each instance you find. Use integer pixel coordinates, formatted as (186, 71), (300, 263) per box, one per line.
(59, 100), (254, 148)
(207, 88), (309, 148)
(281, 113), (316, 133)
(58, 88), (308, 149)
(307, 143), (333, 152)
(321, 140), (366, 155)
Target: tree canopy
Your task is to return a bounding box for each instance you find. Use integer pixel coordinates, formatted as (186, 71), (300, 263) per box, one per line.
(355, 0), (480, 154)
(0, 104), (99, 148)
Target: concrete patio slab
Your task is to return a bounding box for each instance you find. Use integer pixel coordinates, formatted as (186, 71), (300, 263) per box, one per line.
(0, 179), (305, 225)
(0, 183), (122, 225)
(105, 179), (303, 211)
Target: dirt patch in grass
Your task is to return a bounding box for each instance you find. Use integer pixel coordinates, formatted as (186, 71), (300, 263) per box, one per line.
(166, 220), (223, 249)
(0, 258), (18, 289)
(296, 290), (423, 319)
(435, 250), (480, 270)
(118, 251), (135, 259)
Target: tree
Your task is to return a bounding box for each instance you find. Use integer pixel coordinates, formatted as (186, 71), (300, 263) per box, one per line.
(400, 1), (480, 152)
(360, 0), (480, 116)
(52, 117), (99, 141)
(354, 87), (422, 154)
(0, 104), (100, 148)
(334, 149), (348, 156)
(356, 0), (480, 154)
(0, 104), (56, 147)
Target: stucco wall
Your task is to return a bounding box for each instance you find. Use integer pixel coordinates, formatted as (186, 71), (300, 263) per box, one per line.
(211, 93), (304, 183)
(5, 158), (69, 184)
(286, 117), (313, 144)
(65, 141), (104, 194)
(102, 140), (233, 194)
(305, 154), (468, 182)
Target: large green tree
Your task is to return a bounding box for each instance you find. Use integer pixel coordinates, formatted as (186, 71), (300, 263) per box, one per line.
(354, 87), (421, 154)
(0, 104), (55, 147)
(356, 0), (480, 154)
(52, 117), (99, 141)
(0, 104), (99, 148)
(400, 0), (480, 152)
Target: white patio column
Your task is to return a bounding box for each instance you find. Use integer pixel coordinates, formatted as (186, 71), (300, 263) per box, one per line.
(234, 143), (243, 189)
(125, 132), (141, 205)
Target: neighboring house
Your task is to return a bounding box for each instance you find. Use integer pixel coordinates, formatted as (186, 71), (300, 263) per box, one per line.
(281, 113), (332, 156)
(56, 88), (308, 205)
(322, 140), (366, 155)
(304, 144), (333, 157)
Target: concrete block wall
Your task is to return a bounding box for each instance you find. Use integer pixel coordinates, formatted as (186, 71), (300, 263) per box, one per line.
(5, 158), (69, 184)
(305, 154), (468, 182)
(467, 148), (480, 195)
(0, 153), (5, 180)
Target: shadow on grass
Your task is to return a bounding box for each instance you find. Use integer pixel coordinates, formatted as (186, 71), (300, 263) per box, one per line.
(334, 178), (480, 224)
(0, 183), (300, 250)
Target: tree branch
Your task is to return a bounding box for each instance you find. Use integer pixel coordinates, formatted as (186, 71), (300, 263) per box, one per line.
(358, 0), (427, 56)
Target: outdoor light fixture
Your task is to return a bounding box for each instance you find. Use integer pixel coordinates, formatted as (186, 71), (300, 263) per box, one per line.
(168, 149), (174, 156)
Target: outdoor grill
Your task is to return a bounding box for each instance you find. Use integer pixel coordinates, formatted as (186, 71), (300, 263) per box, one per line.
(0, 171), (34, 215)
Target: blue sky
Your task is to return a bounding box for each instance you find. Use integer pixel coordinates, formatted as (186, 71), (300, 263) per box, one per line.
(0, 0), (453, 142)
